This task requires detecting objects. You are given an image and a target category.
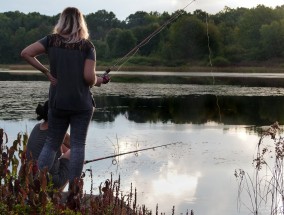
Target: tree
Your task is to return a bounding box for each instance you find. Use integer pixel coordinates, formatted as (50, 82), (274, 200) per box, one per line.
(125, 11), (151, 28)
(106, 28), (122, 58)
(193, 9), (207, 22)
(132, 23), (162, 56)
(274, 5), (284, 20)
(113, 30), (137, 58)
(106, 29), (136, 58)
(0, 29), (13, 63)
(86, 10), (121, 40)
(164, 16), (208, 61)
(260, 19), (284, 58)
(213, 6), (248, 26)
(93, 40), (109, 60)
(237, 5), (276, 59)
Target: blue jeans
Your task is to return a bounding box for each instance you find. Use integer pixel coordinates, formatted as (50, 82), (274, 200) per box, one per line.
(38, 107), (94, 186)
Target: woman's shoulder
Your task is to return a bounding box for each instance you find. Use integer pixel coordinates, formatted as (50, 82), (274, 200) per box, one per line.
(43, 34), (62, 47)
(82, 39), (95, 49)
(30, 122), (47, 133)
(27, 123), (44, 144)
(32, 123), (41, 130)
(45, 33), (60, 40)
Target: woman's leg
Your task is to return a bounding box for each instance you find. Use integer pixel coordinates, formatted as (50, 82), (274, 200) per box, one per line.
(69, 109), (93, 186)
(38, 108), (69, 171)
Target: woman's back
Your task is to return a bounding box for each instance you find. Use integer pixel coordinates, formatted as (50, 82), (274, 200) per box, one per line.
(39, 34), (95, 110)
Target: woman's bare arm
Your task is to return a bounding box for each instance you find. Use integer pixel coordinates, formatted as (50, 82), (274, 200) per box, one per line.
(84, 59), (108, 87)
(84, 59), (97, 86)
(21, 42), (57, 85)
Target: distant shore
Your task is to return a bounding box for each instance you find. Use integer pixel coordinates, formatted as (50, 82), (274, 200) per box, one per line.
(2, 64), (284, 87)
(2, 64), (284, 73)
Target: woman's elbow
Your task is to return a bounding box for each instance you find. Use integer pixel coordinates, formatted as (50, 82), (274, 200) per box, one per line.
(20, 48), (33, 60)
(20, 49), (28, 59)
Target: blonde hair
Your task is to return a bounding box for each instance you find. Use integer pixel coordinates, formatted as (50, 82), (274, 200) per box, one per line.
(53, 7), (89, 42)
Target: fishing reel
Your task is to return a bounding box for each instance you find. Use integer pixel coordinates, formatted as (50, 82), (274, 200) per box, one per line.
(101, 68), (111, 84)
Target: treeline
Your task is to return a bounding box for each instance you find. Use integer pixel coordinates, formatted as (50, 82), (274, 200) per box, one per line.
(1, 4), (284, 67)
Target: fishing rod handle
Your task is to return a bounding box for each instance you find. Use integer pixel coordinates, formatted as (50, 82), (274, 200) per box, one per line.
(100, 68), (111, 84)
(103, 68), (111, 75)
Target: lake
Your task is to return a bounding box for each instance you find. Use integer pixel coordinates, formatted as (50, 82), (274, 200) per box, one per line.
(0, 79), (283, 214)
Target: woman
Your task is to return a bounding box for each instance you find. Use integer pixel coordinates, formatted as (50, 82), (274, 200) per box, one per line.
(21, 7), (110, 189)
(26, 100), (70, 190)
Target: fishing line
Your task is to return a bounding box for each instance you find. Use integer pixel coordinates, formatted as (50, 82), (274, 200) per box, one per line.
(205, 13), (222, 122)
(104, 0), (197, 73)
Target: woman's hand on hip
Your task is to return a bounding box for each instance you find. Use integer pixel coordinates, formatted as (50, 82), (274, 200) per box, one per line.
(46, 72), (57, 86)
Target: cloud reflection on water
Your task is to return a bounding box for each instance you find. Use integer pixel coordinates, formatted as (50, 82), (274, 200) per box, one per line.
(82, 116), (261, 214)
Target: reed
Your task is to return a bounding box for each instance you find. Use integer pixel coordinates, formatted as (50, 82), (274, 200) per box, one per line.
(235, 122), (284, 214)
(0, 128), (194, 214)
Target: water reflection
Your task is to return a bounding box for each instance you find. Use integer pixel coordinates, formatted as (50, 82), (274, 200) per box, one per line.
(1, 81), (284, 127)
(94, 95), (284, 126)
(151, 163), (201, 202)
(0, 81), (282, 214)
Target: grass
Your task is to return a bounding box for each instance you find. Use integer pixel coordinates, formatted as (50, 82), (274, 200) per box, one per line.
(0, 128), (195, 215)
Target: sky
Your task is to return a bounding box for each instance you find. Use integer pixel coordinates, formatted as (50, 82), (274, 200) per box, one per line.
(0, 0), (283, 21)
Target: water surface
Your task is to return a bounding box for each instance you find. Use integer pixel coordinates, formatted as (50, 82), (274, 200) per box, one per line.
(0, 81), (282, 214)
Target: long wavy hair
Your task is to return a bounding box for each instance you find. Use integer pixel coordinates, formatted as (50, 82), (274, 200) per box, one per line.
(53, 7), (89, 43)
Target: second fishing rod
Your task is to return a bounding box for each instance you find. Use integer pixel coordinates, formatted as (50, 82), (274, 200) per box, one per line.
(84, 141), (182, 164)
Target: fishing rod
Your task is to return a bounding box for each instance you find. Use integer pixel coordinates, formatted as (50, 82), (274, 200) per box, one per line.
(103, 0), (197, 75)
(84, 141), (182, 164)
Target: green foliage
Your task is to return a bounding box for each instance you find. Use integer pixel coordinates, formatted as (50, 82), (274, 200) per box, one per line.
(1, 5), (284, 66)
(223, 45), (246, 62)
(93, 39), (109, 59)
(106, 29), (136, 58)
(127, 55), (163, 66)
(0, 202), (8, 214)
(114, 30), (136, 57)
(62, 208), (82, 215)
(211, 56), (231, 67)
(86, 10), (121, 41)
(260, 19), (284, 58)
(13, 203), (31, 214)
(132, 23), (162, 56)
(126, 11), (152, 28)
(166, 16), (208, 60)
(237, 5), (276, 59)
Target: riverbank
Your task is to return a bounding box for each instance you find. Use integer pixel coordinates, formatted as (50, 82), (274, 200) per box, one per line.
(3, 64), (284, 73)
(2, 64), (284, 87)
